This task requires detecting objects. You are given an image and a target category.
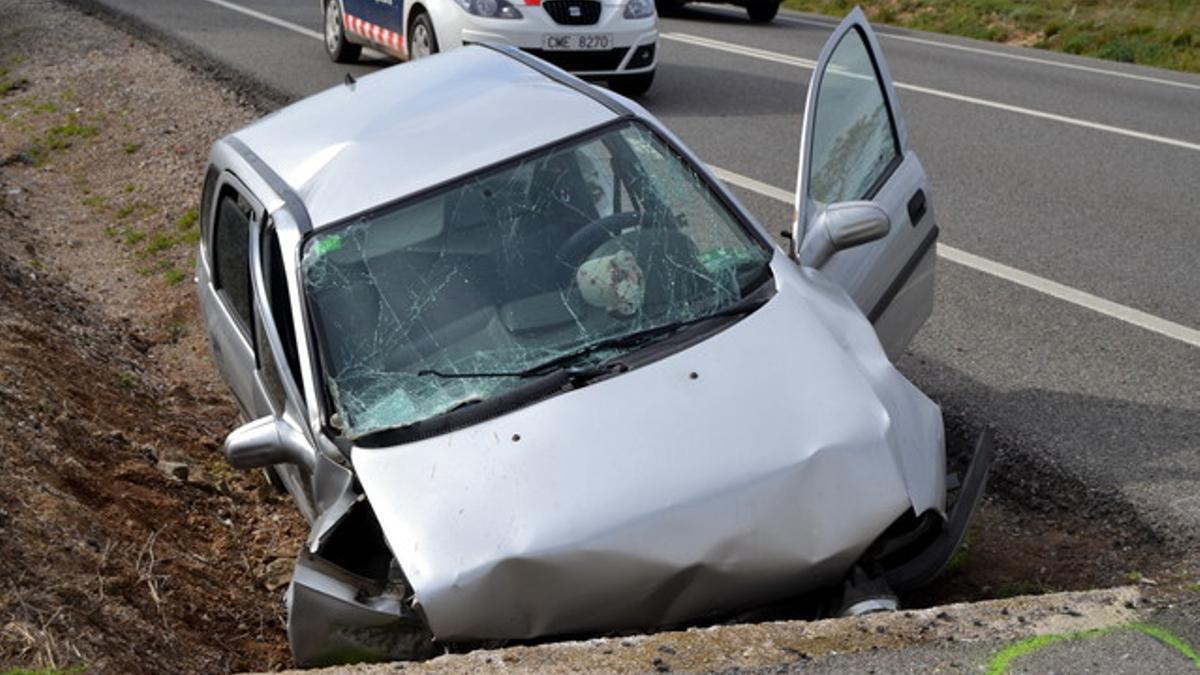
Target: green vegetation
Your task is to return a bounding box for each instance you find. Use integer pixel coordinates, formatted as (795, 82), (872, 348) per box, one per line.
(115, 200), (155, 221)
(43, 114), (98, 150)
(116, 369), (138, 390)
(996, 579), (1057, 598)
(20, 99), (58, 114)
(175, 207), (199, 230)
(1125, 570), (1143, 582)
(0, 76), (29, 95)
(19, 112), (99, 166)
(145, 232), (176, 254)
(122, 142), (141, 154)
(162, 264), (187, 285)
(782, 0), (1200, 74)
(943, 526), (977, 575)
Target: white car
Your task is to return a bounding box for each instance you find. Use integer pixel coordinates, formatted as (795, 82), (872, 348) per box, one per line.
(322, 0), (658, 95)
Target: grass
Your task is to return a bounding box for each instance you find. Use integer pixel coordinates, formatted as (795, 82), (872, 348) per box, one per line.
(42, 114), (98, 151)
(117, 370), (139, 390)
(781, 0), (1200, 74)
(175, 207), (199, 230)
(0, 76), (30, 95)
(19, 112), (99, 166)
(943, 526), (978, 575)
(996, 579), (1057, 598)
(162, 264), (187, 285)
(144, 232), (175, 255)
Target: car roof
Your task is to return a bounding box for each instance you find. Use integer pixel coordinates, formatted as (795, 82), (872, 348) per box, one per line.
(229, 46), (622, 230)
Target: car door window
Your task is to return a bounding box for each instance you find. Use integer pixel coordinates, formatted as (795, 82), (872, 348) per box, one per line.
(213, 191), (255, 334)
(808, 26), (900, 208)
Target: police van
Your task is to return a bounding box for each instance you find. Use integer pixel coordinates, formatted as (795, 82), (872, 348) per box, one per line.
(321, 0), (659, 94)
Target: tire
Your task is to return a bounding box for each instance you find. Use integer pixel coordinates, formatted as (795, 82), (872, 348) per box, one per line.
(408, 11), (439, 60)
(746, 0), (779, 22)
(609, 70), (655, 97)
(324, 0), (361, 63)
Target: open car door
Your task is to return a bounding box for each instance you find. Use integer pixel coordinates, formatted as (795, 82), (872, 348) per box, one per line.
(792, 8), (938, 361)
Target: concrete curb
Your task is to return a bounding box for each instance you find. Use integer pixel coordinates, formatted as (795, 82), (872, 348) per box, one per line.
(260, 587), (1147, 673)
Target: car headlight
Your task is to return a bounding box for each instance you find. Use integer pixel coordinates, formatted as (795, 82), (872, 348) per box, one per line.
(623, 0), (654, 19)
(454, 0), (523, 18)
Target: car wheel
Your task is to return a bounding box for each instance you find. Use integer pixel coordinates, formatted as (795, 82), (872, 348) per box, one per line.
(408, 11), (439, 60)
(745, 0), (779, 22)
(324, 0), (362, 63)
(609, 70), (655, 97)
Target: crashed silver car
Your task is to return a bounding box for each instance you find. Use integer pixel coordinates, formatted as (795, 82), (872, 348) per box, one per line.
(196, 9), (991, 666)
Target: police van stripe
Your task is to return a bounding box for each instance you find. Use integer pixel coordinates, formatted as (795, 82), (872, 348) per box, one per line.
(344, 12), (405, 54)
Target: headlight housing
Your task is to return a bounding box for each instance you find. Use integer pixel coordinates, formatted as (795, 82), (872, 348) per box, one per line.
(624, 0), (655, 19)
(454, 0), (524, 18)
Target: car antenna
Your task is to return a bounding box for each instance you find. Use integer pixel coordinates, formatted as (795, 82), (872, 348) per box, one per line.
(344, 72), (356, 89)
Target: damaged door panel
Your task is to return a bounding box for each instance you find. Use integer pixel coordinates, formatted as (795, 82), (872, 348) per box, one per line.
(197, 19), (992, 667)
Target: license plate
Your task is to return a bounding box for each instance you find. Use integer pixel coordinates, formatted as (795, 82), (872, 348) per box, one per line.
(543, 34), (612, 51)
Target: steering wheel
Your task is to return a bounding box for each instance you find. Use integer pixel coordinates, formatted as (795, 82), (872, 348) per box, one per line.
(554, 212), (641, 275)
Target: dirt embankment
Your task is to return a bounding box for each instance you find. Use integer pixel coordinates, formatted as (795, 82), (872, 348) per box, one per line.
(0, 1), (303, 672)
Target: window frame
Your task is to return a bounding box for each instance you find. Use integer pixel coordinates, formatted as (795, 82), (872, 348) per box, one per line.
(254, 219), (307, 410)
(808, 24), (904, 205)
(209, 176), (262, 343)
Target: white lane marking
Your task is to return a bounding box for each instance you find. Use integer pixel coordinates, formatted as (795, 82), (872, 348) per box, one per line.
(935, 245), (1200, 348)
(710, 166), (793, 203)
(768, 12), (1200, 93)
(663, 32), (817, 68)
(662, 32), (1200, 154)
(708, 164), (1200, 349)
(198, 0), (323, 40)
(194, 0), (393, 62)
(182, 0), (1200, 348)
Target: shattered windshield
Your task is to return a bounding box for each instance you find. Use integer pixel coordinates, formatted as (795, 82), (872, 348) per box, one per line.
(302, 121), (773, 439)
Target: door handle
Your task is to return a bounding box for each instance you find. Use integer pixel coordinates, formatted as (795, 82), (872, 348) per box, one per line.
(906, 189), (927, 226)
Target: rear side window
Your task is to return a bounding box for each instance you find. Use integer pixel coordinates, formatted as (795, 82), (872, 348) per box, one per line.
(213, 191), (254, 332)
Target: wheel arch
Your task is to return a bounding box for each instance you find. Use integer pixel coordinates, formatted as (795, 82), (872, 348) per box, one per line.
(409, 0), (464, 52)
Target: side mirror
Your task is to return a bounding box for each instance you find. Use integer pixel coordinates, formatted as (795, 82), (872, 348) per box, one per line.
(223, 416), (315, 471)
(797, 201), (891, 268)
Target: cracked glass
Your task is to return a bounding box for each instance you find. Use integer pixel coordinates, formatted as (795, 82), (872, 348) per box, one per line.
(303, 121), (773, 439)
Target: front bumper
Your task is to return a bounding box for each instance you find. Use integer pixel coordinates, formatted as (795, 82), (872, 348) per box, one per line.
(453, 11), (658, 76)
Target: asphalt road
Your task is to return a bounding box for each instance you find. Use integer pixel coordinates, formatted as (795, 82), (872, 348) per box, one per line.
(71, 0), (1200, 538)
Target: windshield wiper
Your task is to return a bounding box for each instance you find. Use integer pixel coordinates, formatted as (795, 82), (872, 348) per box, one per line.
(417, 293), (769, 380)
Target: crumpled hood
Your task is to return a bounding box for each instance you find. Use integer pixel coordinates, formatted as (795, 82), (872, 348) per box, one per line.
(352, 258), (945, 640)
